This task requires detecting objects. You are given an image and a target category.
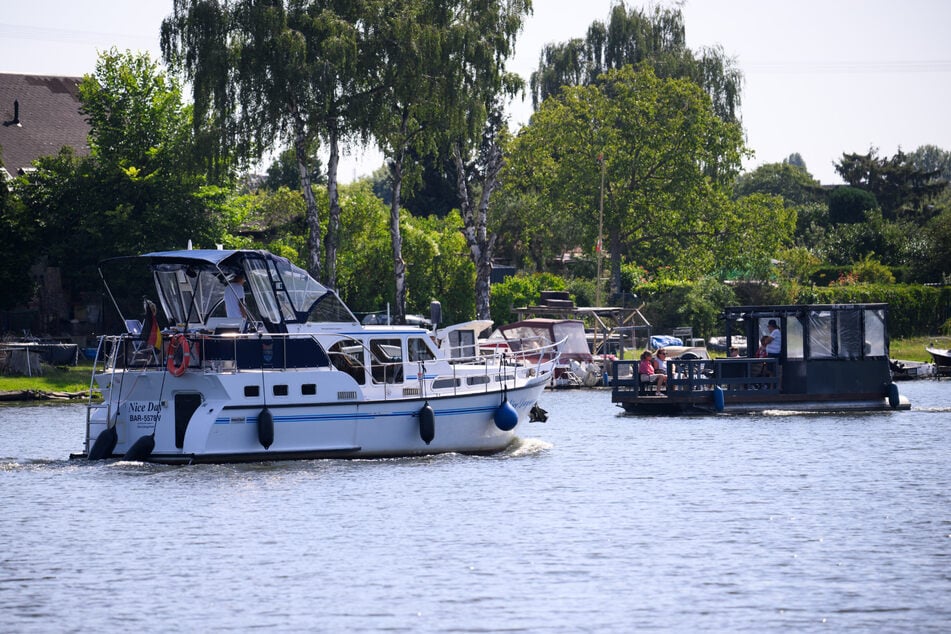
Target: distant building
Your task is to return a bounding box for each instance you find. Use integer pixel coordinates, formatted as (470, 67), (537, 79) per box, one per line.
(0, 73), (90, 178)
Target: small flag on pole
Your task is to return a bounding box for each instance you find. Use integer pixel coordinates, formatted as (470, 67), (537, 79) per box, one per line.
(143, 300), (162, 351)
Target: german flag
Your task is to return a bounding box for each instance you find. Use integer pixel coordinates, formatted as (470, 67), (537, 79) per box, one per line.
(143, 300), (162, 350)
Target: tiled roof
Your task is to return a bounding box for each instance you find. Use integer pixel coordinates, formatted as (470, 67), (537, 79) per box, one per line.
(0, 73), (90, 174)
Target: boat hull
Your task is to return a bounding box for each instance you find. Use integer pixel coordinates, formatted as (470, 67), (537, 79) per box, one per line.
(82, 370), (549, 464)
(618, 392), (911, 415)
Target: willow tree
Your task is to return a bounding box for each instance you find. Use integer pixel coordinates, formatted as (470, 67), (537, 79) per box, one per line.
(371, 0), (530, 323)
(530, 2), (742, 123)
(510, 66), (754, 293)
(161, 1), (377, 284)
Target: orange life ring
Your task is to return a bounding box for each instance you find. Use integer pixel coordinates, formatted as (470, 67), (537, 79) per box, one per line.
(167, 334), (191, 377)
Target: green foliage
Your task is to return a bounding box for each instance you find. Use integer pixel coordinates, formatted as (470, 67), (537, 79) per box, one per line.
(262, 146), (326, 191)
(836, 148), (947, 219)
(777, 246), (821, 283)
(530, 4), (742, 122)
(509, 66), (747, 292)
(794, 284), (951, 338)
(850, 254), (896, 284)
(828, 186), (877, 224)
(489, 273), (568, 325)
(677, 277), (738, 340)
(733, 161), (823, 206)
(0, 179), (35, 308)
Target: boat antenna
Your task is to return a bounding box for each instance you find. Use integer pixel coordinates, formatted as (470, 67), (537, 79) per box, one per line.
(98, 263), (128, 327)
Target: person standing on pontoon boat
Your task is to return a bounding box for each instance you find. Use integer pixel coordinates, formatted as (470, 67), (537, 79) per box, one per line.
(225, 273), (248, 319)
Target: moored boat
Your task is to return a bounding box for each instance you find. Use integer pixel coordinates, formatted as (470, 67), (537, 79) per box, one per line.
(926, 345), (951, 378)
(76, 249), (555, 464)
(612, 303), (910, 414)
(483, 318), (603, 388)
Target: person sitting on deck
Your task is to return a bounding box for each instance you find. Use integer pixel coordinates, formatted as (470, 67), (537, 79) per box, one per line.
(638, 350), (667, 391)
(652, 348), (669, 376)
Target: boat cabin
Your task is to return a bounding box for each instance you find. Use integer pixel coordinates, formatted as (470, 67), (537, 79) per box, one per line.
(612, 303), (905, 413)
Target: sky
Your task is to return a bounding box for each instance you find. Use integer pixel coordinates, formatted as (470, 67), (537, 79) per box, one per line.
(1, 0), (949, 185)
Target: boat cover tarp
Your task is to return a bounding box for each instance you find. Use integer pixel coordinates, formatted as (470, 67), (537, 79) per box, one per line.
(650, 335), (682, 349)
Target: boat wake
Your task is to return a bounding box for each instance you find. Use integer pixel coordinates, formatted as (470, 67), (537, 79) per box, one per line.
(503, 436), (553, 457)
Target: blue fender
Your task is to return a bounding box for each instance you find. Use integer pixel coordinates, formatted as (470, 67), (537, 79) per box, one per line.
(494, 399), (518, 431)
(713, 385), (725, 412)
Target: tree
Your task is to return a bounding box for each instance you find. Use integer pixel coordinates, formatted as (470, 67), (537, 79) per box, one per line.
(262, 146), (325, 192)
(733, 161), (823, 207)
(908, 144), (951, 182)
(371, 0), (529, 323)
(162, 1), (378, 287)
(509, 66), (747, 293)
(530, 2), (742, 123)
(13, 50), (228, 302)
(835, 148), (946, 220)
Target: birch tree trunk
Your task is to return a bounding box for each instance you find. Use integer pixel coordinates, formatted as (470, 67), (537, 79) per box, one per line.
(452, 143), (501, 321)
(324, 125), (341, 289)
(291, 105), (321, 281)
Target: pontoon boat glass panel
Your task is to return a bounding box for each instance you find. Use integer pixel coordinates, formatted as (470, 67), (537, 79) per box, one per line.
(864, 309), (886, 356)
(808, 311), (834, 358)
(786, 316), (804, 359)
(836, 310), (863, 359)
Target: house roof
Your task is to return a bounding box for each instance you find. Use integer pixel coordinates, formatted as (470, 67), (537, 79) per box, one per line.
(0, 73), (90, 176)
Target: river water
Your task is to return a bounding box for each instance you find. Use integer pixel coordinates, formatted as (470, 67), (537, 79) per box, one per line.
(1, 381), (949, 632)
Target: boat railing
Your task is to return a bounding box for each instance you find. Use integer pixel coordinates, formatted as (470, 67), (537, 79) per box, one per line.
(93, 331), (563, 392)
(612, 357), (779, 397)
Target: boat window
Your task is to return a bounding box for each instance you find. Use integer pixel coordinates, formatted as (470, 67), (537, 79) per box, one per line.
(244, 259), (283, 324)
(302, 383), (316, 395)
(408, 337), (436, 362)
(864, 309), (887, 356)
(370, 339), (403, 383)
(837, 310), (863, 359)
(808, 311), (834, 358)
(327, 339), (366, 385)
(552, 322), (591, 356)
(786, 317), (804, 359)
(273, 384), (289, 396)
(307, 293), (358, 324)
(447, 329), (477, 360)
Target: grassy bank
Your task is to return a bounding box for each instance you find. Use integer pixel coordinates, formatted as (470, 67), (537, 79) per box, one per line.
(890, 336), (950, 363)
(0, 363), (93, 395)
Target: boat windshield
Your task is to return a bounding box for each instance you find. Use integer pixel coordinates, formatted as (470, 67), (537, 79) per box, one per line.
(551, 322), (591, 356)
(154, 266), (226, 325)
(243, 256), (357, 324)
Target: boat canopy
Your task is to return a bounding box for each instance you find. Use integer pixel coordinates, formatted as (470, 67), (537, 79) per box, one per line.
(494, 319), (593, 361)
(722, 303), (889, 360)
(101, 249), (358, 328)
